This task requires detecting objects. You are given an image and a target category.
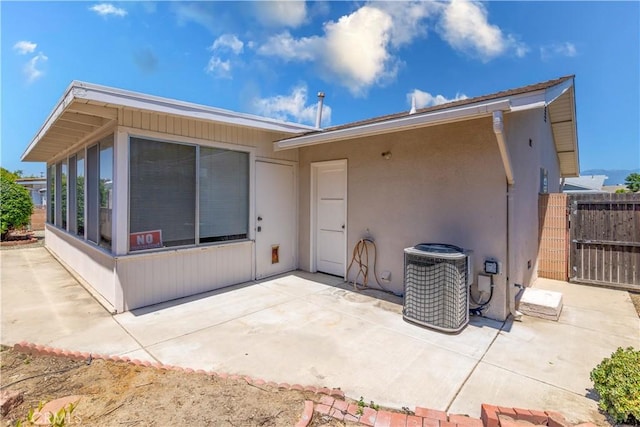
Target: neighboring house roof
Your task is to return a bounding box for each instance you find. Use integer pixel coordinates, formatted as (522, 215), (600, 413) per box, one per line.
(16, 178), (46, 184)
(275, 76), (579, 178)
(22, 81), (316, 162)
(602, 185), (628, 193)
(562, 175), (608, 192)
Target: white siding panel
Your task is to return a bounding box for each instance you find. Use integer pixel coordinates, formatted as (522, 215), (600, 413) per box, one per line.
(116, 241), (253, 310)
(118, 109), (300, 161)
(45, 226), (116, 307)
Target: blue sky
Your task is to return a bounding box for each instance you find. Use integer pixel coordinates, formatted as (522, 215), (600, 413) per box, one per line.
(2, 1), (639, 177)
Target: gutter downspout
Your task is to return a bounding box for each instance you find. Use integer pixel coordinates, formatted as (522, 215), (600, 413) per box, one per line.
(492, 111), (522, 321)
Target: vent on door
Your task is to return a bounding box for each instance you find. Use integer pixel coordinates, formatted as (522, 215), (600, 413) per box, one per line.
(403, 243), (472, 333)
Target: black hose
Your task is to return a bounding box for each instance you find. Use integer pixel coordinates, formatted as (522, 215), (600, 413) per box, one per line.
(470, 275), (494, 313)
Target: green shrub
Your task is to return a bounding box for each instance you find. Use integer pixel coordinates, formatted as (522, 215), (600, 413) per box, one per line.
(0, 172), (34, 239)
(590, 347), (640, 424)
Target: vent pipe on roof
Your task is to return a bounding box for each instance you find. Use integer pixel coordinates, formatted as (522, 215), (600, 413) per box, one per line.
(315, 92), (325, 129)
(409, 94), (417, 115)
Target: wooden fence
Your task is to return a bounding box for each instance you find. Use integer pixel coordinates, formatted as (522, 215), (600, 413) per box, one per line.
(568, 193), (640, 291)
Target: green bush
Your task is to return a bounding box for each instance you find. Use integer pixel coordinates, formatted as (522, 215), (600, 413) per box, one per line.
(590, 347), (640, 424)
(0, 171), (34, 239)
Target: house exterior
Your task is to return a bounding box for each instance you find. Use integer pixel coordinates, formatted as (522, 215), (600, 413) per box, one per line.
(15, 177), (47, 206)
(22, 76), (578, 321)
(562, 175), (607, 193)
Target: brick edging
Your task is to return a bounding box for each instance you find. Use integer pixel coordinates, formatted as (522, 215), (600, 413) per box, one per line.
(310, 398), (598, 427)
(9, 341), (342, 427)
(9, 342), (597, 427)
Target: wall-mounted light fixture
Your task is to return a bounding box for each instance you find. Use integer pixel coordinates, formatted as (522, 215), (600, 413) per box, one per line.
(381, 151), (392, 160)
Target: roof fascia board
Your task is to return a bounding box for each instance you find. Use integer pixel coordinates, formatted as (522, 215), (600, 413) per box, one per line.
(21, 82), (77, 161)
(72, 82), (315, 133)
(544, 77), (574, 106)
(275, 99), (511, 151)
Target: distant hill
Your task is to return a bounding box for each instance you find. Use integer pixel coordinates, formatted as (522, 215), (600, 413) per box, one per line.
(581, 169), (640, 186)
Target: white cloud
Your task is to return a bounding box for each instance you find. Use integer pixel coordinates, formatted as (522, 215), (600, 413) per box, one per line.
(254, 1), (307, 28)
(24, 52), (48, 83)
(256, 1), (526, 94)
(210, 34), (244, 55)
(321, 6), (395, 95)
(13, 41), (37, 55)
(258, 5), (425, 96)
(172, 2), (216, 31)
(205, 57), (232, 78)
(407, 89), (468, 109)
(257, 31), (320, 61)
(371, 1), (441, 47)
(438, 0), (526, 61)
(90, 3), (127, 17)
(251, 85), (332, 126)
(540, 42), (577, 60)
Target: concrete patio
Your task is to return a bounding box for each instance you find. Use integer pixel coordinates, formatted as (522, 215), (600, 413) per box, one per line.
(2, 247), (638, 424)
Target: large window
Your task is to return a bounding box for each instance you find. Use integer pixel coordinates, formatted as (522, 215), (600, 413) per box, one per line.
(76, 152), (85, 237)
(86, 145), (99, 243)
(47, 164), (55, 224)
(99, 140), (113, 250)
(45, 136), (112, 251)
(85, 135), (113, 247)
(199, 147), (249, 242)
(130, 138), (196, 248)
(60, 161), (68, 230)
(129, 137), (249, 252)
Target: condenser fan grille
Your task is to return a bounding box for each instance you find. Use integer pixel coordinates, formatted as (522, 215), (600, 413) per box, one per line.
(403, 245), (470, 333)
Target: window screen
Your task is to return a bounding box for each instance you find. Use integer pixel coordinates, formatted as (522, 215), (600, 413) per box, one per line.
(55, 161), (63, 228)
(76, 152), (85, 237)
(199, 148), (249, 242)
(68, 155), (77, 234)
(99, 139), (113, 250)
(86, 144), (99, 244)
(130, 138), (196, 248)
(61, 161), (68, 230)
(47, 164), (55, 225)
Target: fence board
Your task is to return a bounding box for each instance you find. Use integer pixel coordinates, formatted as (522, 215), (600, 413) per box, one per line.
(569, 193), (640, 291)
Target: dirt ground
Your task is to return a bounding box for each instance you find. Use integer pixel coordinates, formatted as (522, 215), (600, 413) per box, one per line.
(0, 345), (352, 426)
(630, 292), (640, 317)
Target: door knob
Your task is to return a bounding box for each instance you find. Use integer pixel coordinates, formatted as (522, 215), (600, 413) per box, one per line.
(257, 216), (263, 221)
(341, 224), (345, 229)
(257, 226), (262, 232)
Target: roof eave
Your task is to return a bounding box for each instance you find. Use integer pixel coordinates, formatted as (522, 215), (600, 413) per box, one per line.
(72, 81), (315, 134)
(21, 81), (79, 162)
(22, 81), (316, 163)
(275, 98), (514, 151)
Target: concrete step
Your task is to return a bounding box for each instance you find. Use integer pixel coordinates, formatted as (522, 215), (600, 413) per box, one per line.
(518, 288), (563, 321)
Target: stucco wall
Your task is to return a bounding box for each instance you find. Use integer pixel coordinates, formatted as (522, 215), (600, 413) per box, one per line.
(298, 117), (510, 321)
(505, 108), (561, 290)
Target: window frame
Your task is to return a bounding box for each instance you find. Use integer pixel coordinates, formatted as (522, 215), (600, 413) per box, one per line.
(126, 132), (253, 254)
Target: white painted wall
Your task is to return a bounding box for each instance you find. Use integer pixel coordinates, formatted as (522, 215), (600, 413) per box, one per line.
(298, 117), (510, 320)
(45, 225), (116, 306)
(115, 241), (253, 311)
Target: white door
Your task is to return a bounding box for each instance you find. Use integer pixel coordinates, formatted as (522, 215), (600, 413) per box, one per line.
(312, 160), (347, 277)
(255, 161), (296, 279)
